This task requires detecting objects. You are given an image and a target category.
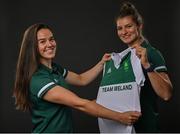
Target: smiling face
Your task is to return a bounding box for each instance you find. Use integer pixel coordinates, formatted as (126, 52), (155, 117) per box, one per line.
(37, 28), (56, 64)
(116, 15), (142, 47)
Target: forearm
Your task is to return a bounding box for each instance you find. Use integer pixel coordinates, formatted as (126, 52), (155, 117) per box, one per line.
(44, 86), (119, 121)
(78, 60), (104, 85)
(65, 53), (111, 86)
(44, 86), (141, 125)
(147, 72), (173, 101)
(76, 99), (141, 125)
(76, 99), (120, 122)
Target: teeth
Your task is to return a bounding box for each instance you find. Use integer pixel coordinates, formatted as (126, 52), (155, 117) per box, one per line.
(45, 49), (54, 52)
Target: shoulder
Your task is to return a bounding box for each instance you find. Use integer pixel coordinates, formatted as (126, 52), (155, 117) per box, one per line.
(30, 69), (56, 98)
(30, 69), (52, 91)
(31, 69), (49, 83)
(143, 41), (161, 54)
(143, 41), (167, 72)
(146, 43), (165, 61)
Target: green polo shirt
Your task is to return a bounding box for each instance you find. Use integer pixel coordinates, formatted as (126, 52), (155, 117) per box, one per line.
(134, 40), (167, 132)
(29, 63), (73, 133)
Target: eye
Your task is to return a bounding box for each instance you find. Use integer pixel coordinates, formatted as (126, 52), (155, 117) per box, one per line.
(39, 40), (45, 44)
(50, 38), (55, 42)
(117, 26), (122, 31)
(127, 24), (132, 28)
(126, 24), (134, 29)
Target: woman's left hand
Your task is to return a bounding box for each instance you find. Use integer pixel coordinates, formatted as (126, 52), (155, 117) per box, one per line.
(133, 45), (150, 69)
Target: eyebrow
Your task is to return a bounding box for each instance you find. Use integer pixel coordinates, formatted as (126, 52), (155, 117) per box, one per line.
(38, 36), (54, 41)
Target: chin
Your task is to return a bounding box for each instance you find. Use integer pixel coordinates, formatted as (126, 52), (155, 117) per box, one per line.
(122, 40), (132, 44)
(45, 55), (55, 59)
(123, 38), (136, 45)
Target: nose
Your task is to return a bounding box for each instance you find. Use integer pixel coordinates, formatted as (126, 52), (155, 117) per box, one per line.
(121, 27), (128, 35)
(46, 40), (54, 47)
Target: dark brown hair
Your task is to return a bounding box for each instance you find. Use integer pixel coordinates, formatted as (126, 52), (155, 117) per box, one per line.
(116, 1), (143, 26)
(13, 23), (52, 111)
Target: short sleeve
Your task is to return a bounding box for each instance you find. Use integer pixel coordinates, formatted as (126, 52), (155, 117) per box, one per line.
(148, 48), (167, 72)
(30, 74), (57, 98)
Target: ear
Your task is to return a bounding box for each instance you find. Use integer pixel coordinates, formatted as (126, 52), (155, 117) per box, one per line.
(139, 23), (143, 31)
(137, 23), (143, 35)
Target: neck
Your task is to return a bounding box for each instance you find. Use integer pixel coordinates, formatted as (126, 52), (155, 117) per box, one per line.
(40, 59), (52, 69)
(128, 36), (144, 48)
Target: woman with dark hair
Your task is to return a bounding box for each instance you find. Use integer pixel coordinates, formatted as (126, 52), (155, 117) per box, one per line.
(96, 1), (173, 133)
(13, 23), (141, 133)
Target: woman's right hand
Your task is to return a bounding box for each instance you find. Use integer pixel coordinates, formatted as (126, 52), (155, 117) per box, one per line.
(118, 111), (141, 125)
(99, 53), (111, 65)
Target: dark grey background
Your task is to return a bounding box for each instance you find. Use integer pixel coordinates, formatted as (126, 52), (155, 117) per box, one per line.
(0, 0), (180, 132)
